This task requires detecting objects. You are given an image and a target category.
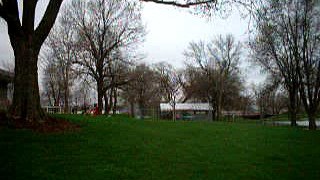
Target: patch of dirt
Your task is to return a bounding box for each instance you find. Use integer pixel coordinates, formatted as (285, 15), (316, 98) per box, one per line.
(0, 113), (81, 133)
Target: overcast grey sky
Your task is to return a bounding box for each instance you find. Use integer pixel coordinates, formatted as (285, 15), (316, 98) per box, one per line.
(141, 3), (249, 67)
(0, 1), (264, 85)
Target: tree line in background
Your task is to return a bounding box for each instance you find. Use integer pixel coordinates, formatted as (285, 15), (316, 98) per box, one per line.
(41, 1), (248, 121)
(0, 0), (319, 129)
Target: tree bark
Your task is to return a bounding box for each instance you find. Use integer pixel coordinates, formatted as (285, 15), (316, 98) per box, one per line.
(63, 67), (70, 113)
(130, 101), (135, 117)
(109, 90), (113, 114)
(288, 90), (298, 126)
(9, 41), (46, 122)
(97, 80), (103, 114)
(210, 100), (216, 121)
(308, 112), (317, 130)
(172, 104), (176, 121)
(104, 93), (109, 115)
(112, 88), (117, 115)
(0, 0), (63, 123)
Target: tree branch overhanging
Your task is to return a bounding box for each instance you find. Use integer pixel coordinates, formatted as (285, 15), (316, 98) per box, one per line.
(35, 0), (64, 50)
(140, 0), (216, 8)
(0, 0), (21, 32)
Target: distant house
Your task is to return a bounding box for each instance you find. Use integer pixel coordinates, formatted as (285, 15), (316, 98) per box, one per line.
(0, 69), (13, 109)
(160, 103), (245, 120)
(160, 103), (212, 112)
(160, 103), (212, 120)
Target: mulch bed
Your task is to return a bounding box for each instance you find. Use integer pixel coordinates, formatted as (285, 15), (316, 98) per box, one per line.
(0, 112), (81, 133)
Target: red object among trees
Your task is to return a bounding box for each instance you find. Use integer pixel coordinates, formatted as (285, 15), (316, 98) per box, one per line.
(93, 106), (99, 116)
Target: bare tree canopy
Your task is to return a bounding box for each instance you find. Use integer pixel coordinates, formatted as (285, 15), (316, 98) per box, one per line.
(0, 0), (251, 124)
(40, 8), (78, 113)
(251, 0), (320, 129)
(123, 63), (162, 118)
(184, 34), (242, 120)
(67, 0), (145, 114)
(155, 62), (182, 121)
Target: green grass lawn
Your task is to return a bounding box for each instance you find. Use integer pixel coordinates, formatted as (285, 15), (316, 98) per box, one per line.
(1, 114), (320, 180)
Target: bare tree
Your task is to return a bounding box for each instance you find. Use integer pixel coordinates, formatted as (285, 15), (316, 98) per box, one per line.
(238, 90), (254, 115)
(123, 63), (161, 118)
(105, 54), (132, 115)
(0, 1), (63, 122)
(155, 62), (182, 121)
(42, 59), (62, 107)
(41, 7), (77, 113)
(72, 79), (92, 113)
(180, 66), (209, 103)
(296, 0), (320, 130)
(184, 34), (241, 120)
(254, 77), (289, 119)
(251, 0), (320, 129)
(67, 0), (144, 114)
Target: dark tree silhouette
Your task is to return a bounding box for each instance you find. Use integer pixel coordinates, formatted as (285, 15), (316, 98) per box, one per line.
(252, 0), (320, 129)
(0, 0), (63, 122)
(69, 0), (144, 114)
(141, 0), (216, 8)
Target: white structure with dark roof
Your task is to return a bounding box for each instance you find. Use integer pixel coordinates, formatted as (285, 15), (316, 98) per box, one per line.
(160, 103), (212, 111)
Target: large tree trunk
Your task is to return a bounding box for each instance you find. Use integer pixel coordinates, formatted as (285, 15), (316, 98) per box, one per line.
(9, 42), (46, 122)
(288, 90), (298, 126)
(1, 0), (63, 125)
(308, 111), (317, 130)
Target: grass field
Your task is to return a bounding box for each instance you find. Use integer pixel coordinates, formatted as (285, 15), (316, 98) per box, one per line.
(1, 114), (320, 180)
(263, 113), (320, 122)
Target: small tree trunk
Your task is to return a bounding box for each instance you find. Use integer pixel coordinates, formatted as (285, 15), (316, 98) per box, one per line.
(209, 100), (215, 121)
(104, 93), (109, 115)
(139, 101), (145, 119)
(63, 68), (69, 113)
(63, 88), (69, 113)
(259, 100), (265, 119)
(130, 101), (135, 117)
(217, 98), (222, 120)
(217, 77), (223, 120)
(173, 104), (176, 121)
(97, 81), (103, 114)
(112, 88), (117, 115)
(289, 110), (298, 126)
(9, 42), (46, 122)
(109, 89), (113, 114)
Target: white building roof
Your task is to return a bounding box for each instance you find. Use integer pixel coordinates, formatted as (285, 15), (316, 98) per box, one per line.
(160, 103), (212, 111)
